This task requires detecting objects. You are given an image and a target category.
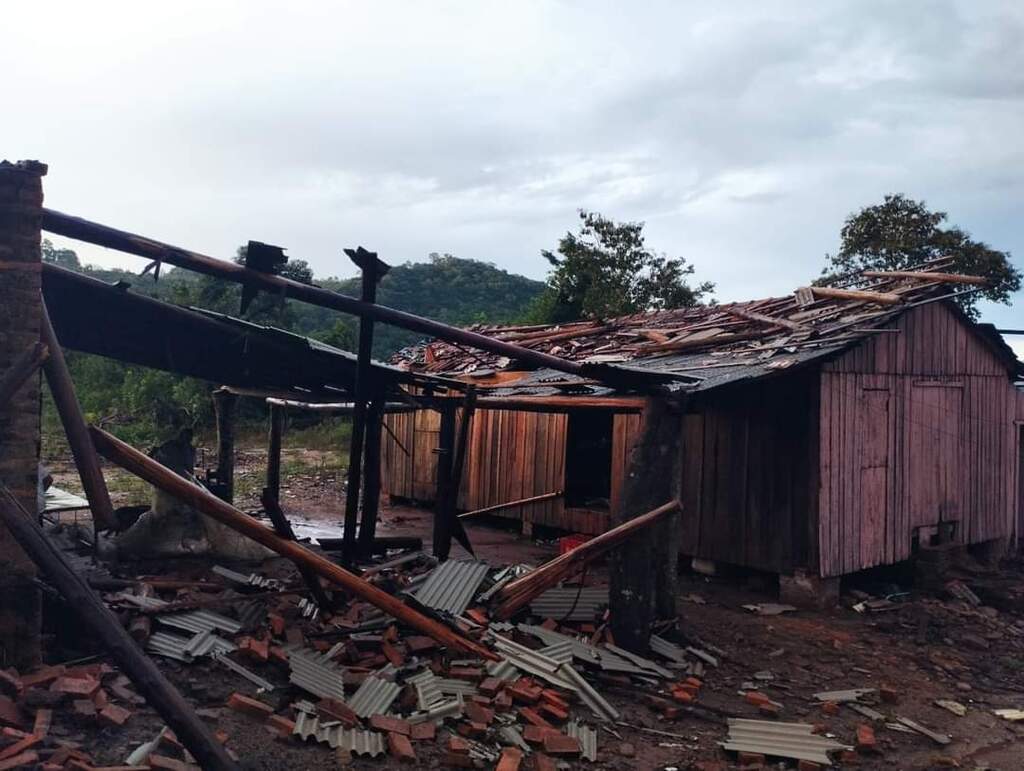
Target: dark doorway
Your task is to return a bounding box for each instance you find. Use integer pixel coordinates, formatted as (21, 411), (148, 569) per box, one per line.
(564, 410), (614, 508)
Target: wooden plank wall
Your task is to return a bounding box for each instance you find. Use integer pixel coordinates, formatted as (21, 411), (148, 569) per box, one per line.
(678, 373), (818, 573)
(818, 301), (1019, 577)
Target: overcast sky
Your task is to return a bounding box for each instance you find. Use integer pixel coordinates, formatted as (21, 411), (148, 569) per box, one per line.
(4, 1), (1022, 354)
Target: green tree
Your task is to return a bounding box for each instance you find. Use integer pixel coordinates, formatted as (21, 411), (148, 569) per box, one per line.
(41, 238), (81, 270)
(823, 194), (1021, 318)
(530, 210), (713, 323)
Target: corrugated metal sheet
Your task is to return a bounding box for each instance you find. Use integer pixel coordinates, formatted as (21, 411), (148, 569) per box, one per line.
(293, 713), (385, 755)
(538, 641), (574, 665)
(216, 654), (276, 691)
(147, 630), (235, 662)
(519, 624), (666, 678)
(487, 659), (518, 680)
(288, 649), (348, 702)
(412, 560), (490, 616)
(567, 721), (598, 762)
(123, 594), (243, 635)
(407, 696), (464, 724)
(347, 675), (401, 718)
(720, 719), (851, 765)
(530, 587), (609, 621)
(601, 643), (674, 679)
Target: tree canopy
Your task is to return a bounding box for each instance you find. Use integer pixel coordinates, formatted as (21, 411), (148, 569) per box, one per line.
(822, 194), (1020, 318)
(529, 210), (713, 323)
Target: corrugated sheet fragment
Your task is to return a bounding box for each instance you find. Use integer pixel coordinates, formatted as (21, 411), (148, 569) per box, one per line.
(539, 641), (574, 665)
(530, 587), (609, 621)
(412, 560), (490, 616)
(601, 643), (674, 678)
(216, 654), (276, 690)
(648, 634), (688, 664)
(487, 659), (519, 680)
(288, 649), (347, 702)
(347, 675), (401, 718)
(720, 719), (851, 764)
(407, 696), (464, 724)
(147, 630), (235, 662)
(519, 624), (664, 678)
(123, 594), (242, 635)
(293, 713), (385, 755)
(567, 721), (598, 762)
(498, 724), (531, 752)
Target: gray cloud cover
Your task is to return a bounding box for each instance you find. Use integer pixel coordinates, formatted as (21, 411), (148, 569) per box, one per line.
(2, 0), (1021, 347)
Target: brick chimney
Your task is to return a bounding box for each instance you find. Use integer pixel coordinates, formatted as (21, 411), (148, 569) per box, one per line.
(0, 159), (47, 668)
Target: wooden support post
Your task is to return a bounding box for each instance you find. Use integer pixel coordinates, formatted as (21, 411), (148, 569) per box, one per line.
(0, 486), (238, 771)
(260, 488), (334, 610)
(212, 388), (237, 504)
(341, 248), (390, 567)
(446, 387), (477, 556)
(266, 402), (284, 501)
(432, 401), (457, 561)
(0, 343), (48, 407)
(609, 397), (683, 651)
(89, 425), (496, 660)
(40, 303), (117, 531)
(357, 397), (385, 551)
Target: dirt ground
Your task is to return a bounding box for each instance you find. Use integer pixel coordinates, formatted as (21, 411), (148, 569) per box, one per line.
(36, 446), (1024, 770)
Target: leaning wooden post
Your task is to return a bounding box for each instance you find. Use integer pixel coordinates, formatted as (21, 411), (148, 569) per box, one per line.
(341, 248), (390, 567)
(357, 397), (385, 551)
(609, 397), (684, 651)
(0, 486), (238, 771)
(444, 388), (478, 557)
(89, 425), (497, 660)
(266, 402), (284, 501)
(40, 303), (117, 531)
(432, 401), (457, 561)
(212, 387), (237, 504)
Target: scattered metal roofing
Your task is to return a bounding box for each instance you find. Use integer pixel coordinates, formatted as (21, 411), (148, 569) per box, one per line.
(567, 721), (598, 762)
(216, 654), (276, 691)
(293, 713), (385, 755)
(519, 624), (668, 678)
(212, 564), (285, 590)
(147, 630), (235, 662)
(648, 634), (689, 665)
(347, 675), (401, 718)
(720, 719), (851, 765)
(601, 643), (675, 679)
(814, 688), (874, 703)
(486, 659), (518, 681)
(407, 696), (464, 725)
(122, 594), (243, 636)
(411, 560), (490, 616)
(538, 641), (575, 665)
(288, 649), (348, 702)
(685, 646), (719, 668)
(530, 587), (609, 622)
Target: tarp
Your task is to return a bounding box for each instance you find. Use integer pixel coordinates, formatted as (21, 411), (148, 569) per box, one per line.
(42, 486), (90, 514)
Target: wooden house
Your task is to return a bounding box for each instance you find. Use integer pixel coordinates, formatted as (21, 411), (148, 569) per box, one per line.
(384, 269), (1024, 580)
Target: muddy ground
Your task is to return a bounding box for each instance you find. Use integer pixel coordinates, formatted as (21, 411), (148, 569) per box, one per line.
(36, 444), (1024, 770)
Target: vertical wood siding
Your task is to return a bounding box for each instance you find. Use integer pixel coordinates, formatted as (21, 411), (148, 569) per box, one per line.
(818, 302), (1018, 576)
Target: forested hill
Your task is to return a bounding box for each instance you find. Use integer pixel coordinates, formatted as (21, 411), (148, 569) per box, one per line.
(43, 241), (543, 441)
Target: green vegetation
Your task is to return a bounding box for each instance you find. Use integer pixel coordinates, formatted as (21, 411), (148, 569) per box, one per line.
(821, 194), (1020, 318)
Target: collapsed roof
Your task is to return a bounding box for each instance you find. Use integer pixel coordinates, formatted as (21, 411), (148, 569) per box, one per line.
(391, 264), (1022, 397)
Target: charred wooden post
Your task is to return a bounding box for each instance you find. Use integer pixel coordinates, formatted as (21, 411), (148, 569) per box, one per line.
(357, 397), (386, 551)
(212, 387), (237, 504)
(40, 304), (117, 531)
(341, 248), (390, 567)
(444, 387), (477, 556)
(0, 486), (238, 771)
(432, 402), (457, 561)
(0, 343), (48, 407)
(89, 425), (496, 659)
(260, 488), (334, 610)
(609, 397), (684, 651)
(0, 160), (47, 668)
(266, 402), (284, 501)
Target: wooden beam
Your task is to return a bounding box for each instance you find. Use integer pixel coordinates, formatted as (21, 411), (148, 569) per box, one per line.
(432, 402), (457, 561)
(0, 342), (48, 407)
(212, 388), (237, 504)
(458, 490), (563, 519)
(265, 398), (414, 414)
(492, 499), (681, 620)
(357, 398), (386, 550)
(723, 306), (809, 333)
(425, 395), (647, 414)
(803, 286), (902, 305)
(88, 426), (497, 660)
(0, 486), (238, 771)
(862, 269), (990, 286)
(445, 387), (477, 556)
(40, 304), (117, 531)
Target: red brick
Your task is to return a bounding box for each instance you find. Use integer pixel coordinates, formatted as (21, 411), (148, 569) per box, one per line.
(317, 698), (360, 727)
(448, 666), (483, 681)
(369, 714), (411, 736)
(50, 677), (99, 697)
(0, 752), (38, 770)
(798, 761), (823, 771)
(759, 702), (782, 718)
(519, 706), (552, 728)
(821, 701), (840, 716)
(448, 735), (471, 754)
(239, 637), (269, 662)
(0, 734), (41, 762)
(837, 750), (861, 766)
(225, 692), (273, 719)
(672, 688), (694, 704)
(479, 677), (503, 696)
(405, 636), (437, 653)
(855, 723), (877, 754)
(381, 641), (405, 668)
(878, 685), (899, 704)
(539, 702), (569, 722)
(540, 618), (558, 630)
(507, 682), (542, 704)
(387, 732), (416, 763)
(523, 725), (560, 745)
(539, 689), (569, 710)
(542, 733), (580, 756)
(92, 687), (108, 709)
(99, 703), (131, 727)
(684, 676), (703, 689)
(465, 608), (489, 625)
(496, 746), (524, 771)
(737, 752), (766, 766)
(30, 709), (50, 738)
(148, 755), (192, 771)
(268, 612), (286, 637)
(744, 690), (770, 707)
(465, 702), (494, 725)
(409, 721), (435, 741)
(532, 751), (558, 770)
(442, 751), (476, 768)
(266, 714), (295, 738)
(456, 721), (487, 738)
(71, 699), (96, 717)
(19, 666), (64, 689)
(493, 690), (513, 710)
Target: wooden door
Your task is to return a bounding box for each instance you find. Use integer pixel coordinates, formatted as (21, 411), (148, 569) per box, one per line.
(906, 383), (964, 531)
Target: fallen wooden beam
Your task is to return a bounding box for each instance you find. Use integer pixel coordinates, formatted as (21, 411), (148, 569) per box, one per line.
(722, 306), (809, 333)
(492, 499), (681, 620)
(40, 304), (117, 530)
(862, 269), (990, 286)
(458, 491), (563, 519)
(0, 342), (48, 407)
(89, 426), (497, 660)
(0, 486), (238, 771)
(802, 286), (902, 305)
